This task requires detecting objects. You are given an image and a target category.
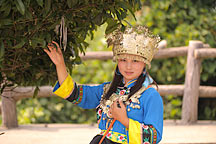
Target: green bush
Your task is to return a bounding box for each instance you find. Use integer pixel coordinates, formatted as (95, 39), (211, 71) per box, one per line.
(136, 0), (216, 120)
(17, 97), (97, 124)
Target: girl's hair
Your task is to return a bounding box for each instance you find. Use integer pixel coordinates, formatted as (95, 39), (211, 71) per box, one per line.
(104, 66), (157, 100)
(104, 67), (123, 100)
(128, 72), (146, 99)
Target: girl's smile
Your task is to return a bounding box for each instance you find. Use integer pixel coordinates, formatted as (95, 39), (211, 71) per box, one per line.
(117, 54), (146, 85)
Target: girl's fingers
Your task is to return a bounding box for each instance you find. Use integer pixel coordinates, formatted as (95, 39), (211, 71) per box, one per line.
(116, 100), (121, 108)
(49, 41), (62, 54)
(52, 42), (62, 54)
(48, 45), (58, 54)
(44, 48), (48, 53)
(112, 100), (117, 108)
(113, 99), (121, 108)
(52, 41), (60, 48)
(47, 45), (54, 51)
(57, 47), (62, 54)
(44, 48), (51, 55)
(119, 100), (125, 108)
(44, 49), (52, 58)
(48, 43), (53, 47)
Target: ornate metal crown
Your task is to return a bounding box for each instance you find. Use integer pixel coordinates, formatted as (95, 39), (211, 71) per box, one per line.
(106, 26), (160, 68)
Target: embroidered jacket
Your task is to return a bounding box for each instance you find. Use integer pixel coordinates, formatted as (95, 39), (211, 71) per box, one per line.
(53, 75), (163, 144)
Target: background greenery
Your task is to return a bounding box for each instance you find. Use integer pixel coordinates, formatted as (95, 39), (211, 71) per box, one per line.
(136, 0), (216, 120)
(0, 0), (141, 92)
(1, 0), (216, 124)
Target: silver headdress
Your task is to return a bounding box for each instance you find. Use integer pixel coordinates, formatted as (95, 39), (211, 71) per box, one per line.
(106, 26), (160, 68)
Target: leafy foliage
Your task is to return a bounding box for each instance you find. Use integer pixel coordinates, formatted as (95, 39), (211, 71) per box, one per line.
(198, 98), (216, 120)
(136, 0), (216, 119)
(0, 0), (141, 91)
(17, 97), (97, 124)
(136, 0), (216, 84)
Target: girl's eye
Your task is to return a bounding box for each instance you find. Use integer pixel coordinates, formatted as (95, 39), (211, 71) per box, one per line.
(133, 60), (138, 62)
(120, 59), (126, 62)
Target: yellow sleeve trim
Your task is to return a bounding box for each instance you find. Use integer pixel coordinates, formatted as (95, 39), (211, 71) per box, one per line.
(53, 75), (74, 99)
(129, 119), (142, 144)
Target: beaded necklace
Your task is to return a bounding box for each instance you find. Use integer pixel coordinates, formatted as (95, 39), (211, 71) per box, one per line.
(99, 84), (148, 119)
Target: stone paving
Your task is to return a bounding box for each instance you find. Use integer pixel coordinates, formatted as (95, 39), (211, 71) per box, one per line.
(0, 120), (216, 144)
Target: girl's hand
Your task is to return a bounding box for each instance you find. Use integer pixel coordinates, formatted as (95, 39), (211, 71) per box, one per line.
(44, 41), (65, 66)
(110, 100), (129, 128)
(44, 41), (68, 85)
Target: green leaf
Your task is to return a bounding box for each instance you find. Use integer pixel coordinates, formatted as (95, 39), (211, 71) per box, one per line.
(25, 9), (33, 19)
(67, 0), (72, 8)
(13, 40), (26, 49)
(2, 4), (11, 17)
(115, 9), (121, 21)
(0, 19), (13, 27)
(0, 40), (5, 59)
(119, 9), (127, 19)
(121, 24), (126, 31)
(117, 1), (136, 21)
(30, 38), (46, 48)
(15, 0), (25, 15)
(82, 41), (89, 48)
(74, 56), (82, 65)
(25, 0), (31, 7)
(0, 1), (9, 12)
(47, 19), (61, 30)
(44, 0), (51, 15)
(105, 19), (120, 35)
(0, 0), (7, 6)
(36, 0), (43, 7)
(94, 13), (103, 25)
(33, 86), (40, 98)
(136, 0), (142, 9)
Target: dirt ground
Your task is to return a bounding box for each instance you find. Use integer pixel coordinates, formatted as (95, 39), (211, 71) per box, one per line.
(0, 120), (216, 144)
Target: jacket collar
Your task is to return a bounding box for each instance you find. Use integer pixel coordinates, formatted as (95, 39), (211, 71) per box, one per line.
(122, 74), (153, 88)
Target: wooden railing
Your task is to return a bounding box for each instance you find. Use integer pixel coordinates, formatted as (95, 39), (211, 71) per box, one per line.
(1, 40), (216, 128)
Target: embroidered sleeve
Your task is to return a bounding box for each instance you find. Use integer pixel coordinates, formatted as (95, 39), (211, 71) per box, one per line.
(77, 83), (109, 109)
(129, 119), (157, 144)
(69, 85), (83, 104)
(52, 74), (84, 105)
(53, 75), (109, 109)
(142, 89), (163, 143)
(53, 75), (75, 99)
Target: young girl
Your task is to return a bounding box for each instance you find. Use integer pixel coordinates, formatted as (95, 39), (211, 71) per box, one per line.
(44, 26), (163, 144)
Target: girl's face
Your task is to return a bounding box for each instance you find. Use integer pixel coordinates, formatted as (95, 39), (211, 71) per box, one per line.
(117, 56), (146, 85)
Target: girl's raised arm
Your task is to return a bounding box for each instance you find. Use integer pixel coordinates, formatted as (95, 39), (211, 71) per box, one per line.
(44, 41), (68, 85)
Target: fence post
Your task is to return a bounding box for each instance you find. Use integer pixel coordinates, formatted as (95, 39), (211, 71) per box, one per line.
(1, 88), (18, 128)
(182, 40), (203, 124)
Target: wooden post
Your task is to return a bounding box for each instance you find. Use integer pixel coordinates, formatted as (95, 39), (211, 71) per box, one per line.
(1, 88), (18, 128)
(0, 103), (1, 115)
(182, 41), (203, 124)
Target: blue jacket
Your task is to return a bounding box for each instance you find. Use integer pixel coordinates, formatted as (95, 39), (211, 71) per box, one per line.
(53, 75), (163, 144)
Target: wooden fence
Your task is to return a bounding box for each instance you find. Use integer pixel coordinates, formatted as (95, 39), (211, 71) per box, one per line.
(1, 40), (216, 128)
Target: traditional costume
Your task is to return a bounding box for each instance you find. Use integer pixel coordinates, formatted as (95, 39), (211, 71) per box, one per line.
(53, 26), (163, 144)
